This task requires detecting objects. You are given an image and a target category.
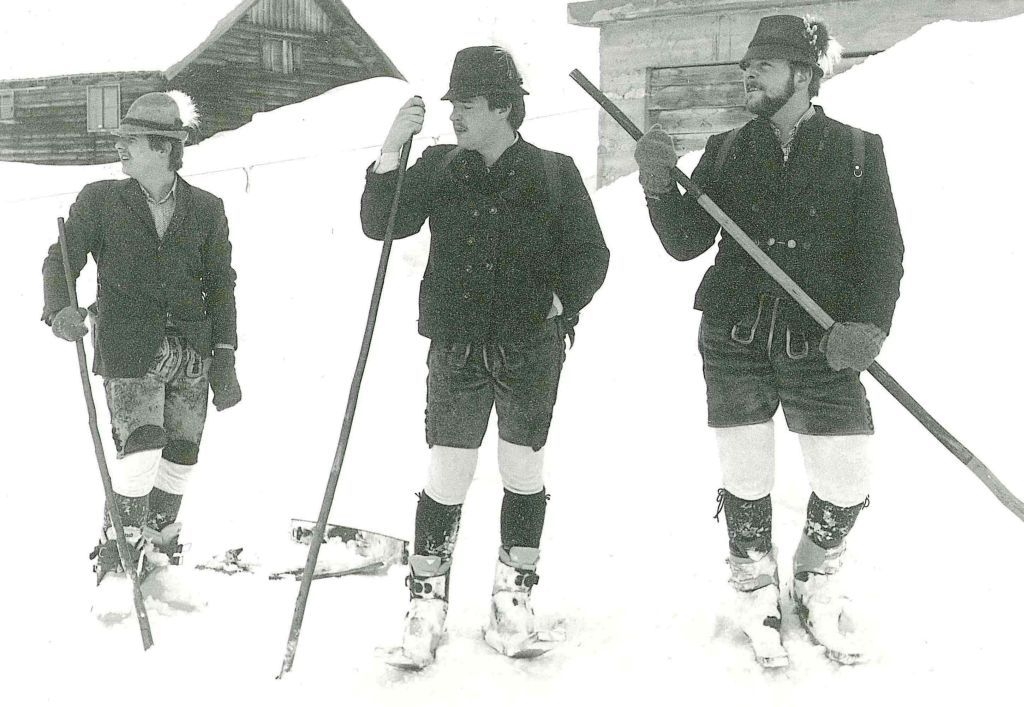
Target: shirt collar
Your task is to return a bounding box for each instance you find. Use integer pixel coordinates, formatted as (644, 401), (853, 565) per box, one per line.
(140, 175), (178, 205)
(771, 104), (819, 159)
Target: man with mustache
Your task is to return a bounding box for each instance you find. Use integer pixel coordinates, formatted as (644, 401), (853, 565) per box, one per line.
(361, 46), (609, 668)
(633, 16), (904, 666)
(41, 91), (241, 619)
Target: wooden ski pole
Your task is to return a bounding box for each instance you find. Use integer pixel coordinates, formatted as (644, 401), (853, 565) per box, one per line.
(569, 69), (1024, 523)
(56, 217), (154, 650)
(278, 136), (414, 678)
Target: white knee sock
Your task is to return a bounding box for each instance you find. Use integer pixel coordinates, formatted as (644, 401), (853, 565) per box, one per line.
(424, 446), (479, 505)
(109, 448), (162, 498)
(154, 458), (196, 495)
(799, 434), (872, 507)
(716, 421), (775, 500)
(497, 439), (545, 495)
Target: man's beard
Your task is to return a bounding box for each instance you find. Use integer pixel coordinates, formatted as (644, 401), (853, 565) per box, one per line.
(747, 73), (797, 117)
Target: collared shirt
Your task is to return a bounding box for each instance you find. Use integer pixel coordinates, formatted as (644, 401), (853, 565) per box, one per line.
(771, 104), (817, 162)
(140, 176), (178, 239)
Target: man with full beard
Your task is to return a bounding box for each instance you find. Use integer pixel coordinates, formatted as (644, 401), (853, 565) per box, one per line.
(632, 16), (903, 667)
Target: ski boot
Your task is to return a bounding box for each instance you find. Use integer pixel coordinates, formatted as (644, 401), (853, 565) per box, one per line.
(791, 535), (865, 664)
(483, 546), (562, 658)
(382, 554), (450, 670)
(727, 546), (789, 668)
(139, 522), (205, 612)
(89, 525), (151, 623)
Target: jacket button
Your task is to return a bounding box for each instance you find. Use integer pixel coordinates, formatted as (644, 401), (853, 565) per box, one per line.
(787, 239), (797, 249)
(767, 238), (776, 246)
(488, 206), (498, 214)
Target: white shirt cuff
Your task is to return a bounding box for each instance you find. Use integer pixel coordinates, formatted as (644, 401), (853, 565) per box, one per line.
(373, 151), (401, 174)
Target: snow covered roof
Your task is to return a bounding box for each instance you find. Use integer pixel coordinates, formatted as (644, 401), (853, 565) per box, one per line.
(0, 0), (399, 82)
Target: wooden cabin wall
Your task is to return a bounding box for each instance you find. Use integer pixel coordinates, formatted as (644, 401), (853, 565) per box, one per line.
(0, 73), (165, 165)
(171, 18), (393, 140)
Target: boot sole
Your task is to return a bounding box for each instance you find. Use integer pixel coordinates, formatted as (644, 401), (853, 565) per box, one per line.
(377, 646), (433, 671)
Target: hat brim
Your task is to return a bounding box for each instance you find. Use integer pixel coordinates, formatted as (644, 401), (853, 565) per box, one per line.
(112, 123), (190, 142)
(441, 85), (529, 101)
(740, 45), (823, 74)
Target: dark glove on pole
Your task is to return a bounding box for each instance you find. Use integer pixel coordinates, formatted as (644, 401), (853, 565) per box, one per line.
(634, 124), (677, 195)
(820, 322), (887, 372)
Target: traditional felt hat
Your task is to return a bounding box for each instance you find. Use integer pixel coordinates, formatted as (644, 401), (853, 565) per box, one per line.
(112, 91), (197, 142)
(441, 46), (529, 101)
(740, 15), (843, 77)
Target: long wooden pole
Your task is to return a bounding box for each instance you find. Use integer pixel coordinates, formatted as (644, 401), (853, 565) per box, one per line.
(57, 217), (154, 649)
(570, 68), (1024, 523)
(277, 137), (414, 678)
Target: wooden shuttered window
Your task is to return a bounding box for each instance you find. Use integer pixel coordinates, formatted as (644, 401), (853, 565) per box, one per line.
(646, 64), (749, 156)
(87, 84), (121, 132)
(262, 37), (303, 74)
(0, 90), (13, 120)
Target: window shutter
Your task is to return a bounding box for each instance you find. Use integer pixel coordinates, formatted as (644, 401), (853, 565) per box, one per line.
(0, 90), (13, 120)
(103, 86), (120, 129)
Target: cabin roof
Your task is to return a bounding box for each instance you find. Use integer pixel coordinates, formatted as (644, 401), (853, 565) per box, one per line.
(0, 0), (400, 82)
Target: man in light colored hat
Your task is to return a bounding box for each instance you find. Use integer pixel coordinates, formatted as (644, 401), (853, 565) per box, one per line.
(41, 91), (242, 618)
(361, 45), (609, 668)
(632, 15), (904, 666)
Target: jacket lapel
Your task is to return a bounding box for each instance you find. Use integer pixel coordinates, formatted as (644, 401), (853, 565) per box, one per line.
(119, 179), (158, 240)
(784, 109), (827, 202)
(163, 177), (191, 244)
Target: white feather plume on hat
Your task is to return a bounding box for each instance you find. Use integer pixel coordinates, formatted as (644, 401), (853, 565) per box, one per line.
(165, 90), (200, 130)
(803, 16), (844, 77)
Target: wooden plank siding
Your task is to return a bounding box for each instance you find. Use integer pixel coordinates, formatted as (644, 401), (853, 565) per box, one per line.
(646, 56), (871, 156)
(646, 63), (748, 154)
(0, 73), (165, 165)
(249, 0), (332, 33)
(0, 0), (401, 165)
(170, 18), (388, 139)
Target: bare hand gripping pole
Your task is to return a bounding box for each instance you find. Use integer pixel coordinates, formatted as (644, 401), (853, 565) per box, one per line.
(278, 137), (414, 678)
(569, 68), (1024, 523)
(57, 217), (154, 650)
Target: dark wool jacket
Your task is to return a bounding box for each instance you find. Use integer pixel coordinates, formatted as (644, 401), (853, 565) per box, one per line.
(42, 177), (238, 377)
(647, 107), (904, 334)
(361, 138), (610, 343)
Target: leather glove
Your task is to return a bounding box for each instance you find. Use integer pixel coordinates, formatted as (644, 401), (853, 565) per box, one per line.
(820, 322), (886, 372)
(381, 96), (425, 153)
(51, 305), (89, 342)
(209, 348), (242, 411)
(633, 124), (677, 195)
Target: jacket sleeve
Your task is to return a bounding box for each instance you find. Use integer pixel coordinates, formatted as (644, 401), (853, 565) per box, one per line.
(360, 146), (449, 241)
(850, 133), (905, 333)
(41, 183), (102, 323)
(201, 197), (238, 349)
(552, 155), (610, 319)
(644, 133), (724, 261)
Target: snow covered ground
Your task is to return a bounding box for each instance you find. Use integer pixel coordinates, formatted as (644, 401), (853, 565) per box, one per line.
(2, 6), (1024, 706)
